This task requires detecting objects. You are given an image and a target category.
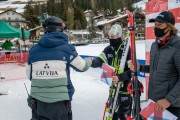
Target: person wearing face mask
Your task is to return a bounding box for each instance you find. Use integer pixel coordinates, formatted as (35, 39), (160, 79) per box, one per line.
(130, 11), (180, 119)
(91, 24), (132, 120)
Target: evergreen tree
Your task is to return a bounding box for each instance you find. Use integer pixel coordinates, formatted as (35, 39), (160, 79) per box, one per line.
(80, 11), (87, 29)
(126, 0), (134, 11)
(92, 0), (135, 14)
(24, 0), (137, 29)
(67, 9), (74, 30)
(73, 4), (87, 29)
(83, 0), (92, 10)
(47, 0), (55, 16)
(33, 4), (40, 16)
(54, 2), (62, 18)
(40, 3), (47, 15)
(88, 11), (96, 40)
(24, 2), (35, 16)
(61, 0), (68, 22)
(24, 2), (40, 28)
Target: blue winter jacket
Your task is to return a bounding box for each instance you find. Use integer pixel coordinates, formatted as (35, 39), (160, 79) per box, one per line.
(26, 32), (92, 103)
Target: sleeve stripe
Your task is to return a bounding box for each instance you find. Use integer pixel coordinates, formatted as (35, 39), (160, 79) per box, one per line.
(99, 52), (107, 63)
(70, 56), (86, 71)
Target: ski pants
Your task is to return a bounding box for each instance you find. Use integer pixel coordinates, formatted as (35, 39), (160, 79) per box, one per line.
(113, 93), (132, 120)
(31, 99), (72, 120)
(167, 107), (180, 120)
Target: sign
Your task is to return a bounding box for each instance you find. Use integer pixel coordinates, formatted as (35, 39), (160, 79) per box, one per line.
(140, 99), (178, 120)
(101, 63), (115, 86)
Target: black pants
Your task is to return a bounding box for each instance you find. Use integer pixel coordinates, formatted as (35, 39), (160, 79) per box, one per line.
(32, 100), (72, 120)
(167, 107), (180, 120)
(113, 94), (132, 120)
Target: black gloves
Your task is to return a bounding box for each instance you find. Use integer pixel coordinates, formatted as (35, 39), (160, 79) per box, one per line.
(117, 70), (132, 82)
(27, 95), (37, 109)
(91, 57), (104, 68)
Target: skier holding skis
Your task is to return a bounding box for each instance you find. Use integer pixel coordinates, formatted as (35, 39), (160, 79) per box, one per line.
(130, 11), (180, 119)
(26, 16), (92, 120)
(91, 24), (132, 120)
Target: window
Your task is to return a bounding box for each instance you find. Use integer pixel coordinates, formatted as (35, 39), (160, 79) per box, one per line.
(8, 17), (11, 20)
(15, 17), (19, 21)
(7, 12), (9, 15)
(2, 17), (6, 20)
(16, 23), (20, 28)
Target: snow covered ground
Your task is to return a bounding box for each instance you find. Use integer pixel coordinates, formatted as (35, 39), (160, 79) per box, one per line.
(0, 42), (145, 120)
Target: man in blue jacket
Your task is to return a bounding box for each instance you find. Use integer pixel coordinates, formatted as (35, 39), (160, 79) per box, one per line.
(26, 16), (92, 120)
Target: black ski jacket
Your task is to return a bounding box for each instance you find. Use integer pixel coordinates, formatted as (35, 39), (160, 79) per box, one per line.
(91, 43), (131, 92)
(140, 35), (180, 107)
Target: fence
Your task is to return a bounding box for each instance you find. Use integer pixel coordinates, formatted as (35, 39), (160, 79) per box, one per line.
(0, 52), (28, 66)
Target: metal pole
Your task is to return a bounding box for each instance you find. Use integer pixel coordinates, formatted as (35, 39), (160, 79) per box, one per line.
(21, 27), (26, 52)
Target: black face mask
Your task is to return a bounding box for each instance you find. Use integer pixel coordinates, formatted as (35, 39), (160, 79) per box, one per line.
(109, 37), (122, 46)
(154, 27), (169, 38)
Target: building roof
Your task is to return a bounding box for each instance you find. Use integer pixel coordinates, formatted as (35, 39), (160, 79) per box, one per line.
(84, 10), (92, 13)
(133, 0), (146, 10)
(0, 1), (26, 12)
(29, 26), (42, 32)
(0, 9), (25, 17)
(93, 15), (103, 19)
(95, 14), (128, 26)
(70, 30), (90, 35)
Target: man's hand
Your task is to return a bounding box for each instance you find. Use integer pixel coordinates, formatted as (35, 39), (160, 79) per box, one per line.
(27, 96), (37, 109)
(155, 99), (170, 112)
(112, 76), (119, 83)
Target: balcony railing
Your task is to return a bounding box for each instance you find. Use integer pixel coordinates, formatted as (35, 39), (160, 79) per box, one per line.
(1, 20), (29, 23)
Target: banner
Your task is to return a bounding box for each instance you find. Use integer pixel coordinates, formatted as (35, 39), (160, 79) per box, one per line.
(145, 0), (180, 99)
(0, 52), (28, 65)
(168, 0), (180, 9)
(146, 0), (168, 15)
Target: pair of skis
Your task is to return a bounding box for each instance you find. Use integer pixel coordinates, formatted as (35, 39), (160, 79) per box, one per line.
(126, 9), (144, 120)
(103, 9), (142, 120)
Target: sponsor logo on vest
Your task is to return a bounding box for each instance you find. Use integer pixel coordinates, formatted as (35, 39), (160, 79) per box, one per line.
(36, 71), (59, 76)
(36, 63), (59, 77)
(44, 63), (50, 69)
(107, 54), (113, 58)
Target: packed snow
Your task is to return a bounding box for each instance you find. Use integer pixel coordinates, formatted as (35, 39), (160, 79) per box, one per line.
(0, 42), (146, 120)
